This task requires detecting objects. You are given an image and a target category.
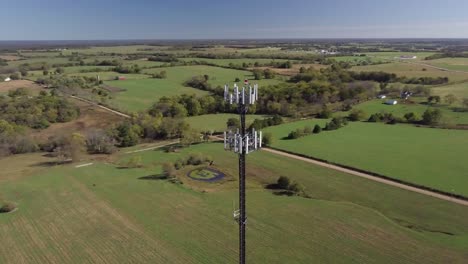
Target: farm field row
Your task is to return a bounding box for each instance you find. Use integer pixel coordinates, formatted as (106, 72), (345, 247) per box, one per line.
(0, 143), (467, 263)
(263, 120), (468, 196)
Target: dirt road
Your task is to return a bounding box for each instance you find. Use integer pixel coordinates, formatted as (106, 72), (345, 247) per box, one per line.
(263, 148), (468, 206)
(69, 95), (131, 118)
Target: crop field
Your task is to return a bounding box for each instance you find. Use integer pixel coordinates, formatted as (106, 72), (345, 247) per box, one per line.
(352, 62), (468, 83)
(352, 99), (468, 124)
(104, 78), (209, 112)
(263, 120), (468, 196)
(0, 143), (467, 263)
(185, 114), (267, 132)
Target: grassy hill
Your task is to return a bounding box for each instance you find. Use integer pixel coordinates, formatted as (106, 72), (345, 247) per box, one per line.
(0, 143), (467, 263)
(264, 120), (468, 196)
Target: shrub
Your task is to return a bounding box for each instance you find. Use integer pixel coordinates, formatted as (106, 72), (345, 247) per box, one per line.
(422, 109), (443, 125)
(324, 117), (348, 131)
(348, 109), (366, 121)
(277, 176), (290, 189)
(288, 182), (305, 195)
(126, 156), (143, 168)
(262, 132), (273, 146)
(313, 124), (322, 134)
(0, 202), (16, 213)
(162, 162), (176, 178)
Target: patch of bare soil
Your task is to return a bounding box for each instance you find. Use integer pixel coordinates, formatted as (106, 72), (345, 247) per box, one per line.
(32, 97), (124, 142)
(0, 80), (44, 93)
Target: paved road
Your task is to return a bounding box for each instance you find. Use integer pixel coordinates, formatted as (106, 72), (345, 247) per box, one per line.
(263, 148), (468, 206)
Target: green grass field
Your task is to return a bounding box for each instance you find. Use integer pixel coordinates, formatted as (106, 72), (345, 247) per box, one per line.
(185, 114), (267, 132)
(351, 99), (468, 124)
(142, 65), (284, 87)
(104, 78), (209, 112)
(432, 82), (468, 101)
(178, 58), (291, 67)
(0, 143), (467, 263)
(264, 120), (468, 196)
(352, 62), (468, 83)
(365, 52), (436, 61)
(104, 65), (283, 112)
(425, 58), (468, 72)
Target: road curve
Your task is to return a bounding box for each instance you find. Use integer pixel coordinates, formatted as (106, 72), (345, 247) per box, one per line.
(262, 148), (468, 206)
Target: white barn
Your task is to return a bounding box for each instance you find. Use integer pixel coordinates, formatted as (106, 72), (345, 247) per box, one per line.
(385, 100), (398, 105)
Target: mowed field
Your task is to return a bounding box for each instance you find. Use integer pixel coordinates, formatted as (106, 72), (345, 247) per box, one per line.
(351, 99), (468, 124)
(351, 62), (468, 83)
(185, 114), (267, 132)
(0, 143), (467, 263)
(105, 65), (283, 112)
(263, 120), (468, 196)
(424, 58), (468, 72)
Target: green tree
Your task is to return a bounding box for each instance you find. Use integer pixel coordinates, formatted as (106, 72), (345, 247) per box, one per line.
(422, 109), (442, 125)
(348, 109), (366, 121)
(262, 132), (273, 146)
(313, 124), (322, 134)
(404, 112), (418, 123)
(252, 69), (263, 80)
(277, 176), (290, 189)
(226, 118), (240, 129)
(263, 69), (276, 79)
(56, 67), (65, 74)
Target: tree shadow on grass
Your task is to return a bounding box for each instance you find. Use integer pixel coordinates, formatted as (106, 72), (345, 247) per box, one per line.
(138, 174), (168, 180)
(265, 183), (295, 196)
(30, 160), (72, 167)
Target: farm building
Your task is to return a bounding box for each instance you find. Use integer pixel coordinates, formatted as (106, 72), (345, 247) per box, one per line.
(4, 77), (11, 82)
(397, 55), (417, 60)
(385, 100), (398, 105)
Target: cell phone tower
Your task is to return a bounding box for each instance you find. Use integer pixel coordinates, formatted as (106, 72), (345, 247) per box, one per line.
(223, 81), (262, 264)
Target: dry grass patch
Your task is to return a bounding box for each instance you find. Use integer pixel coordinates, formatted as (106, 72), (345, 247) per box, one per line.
(0, 80), (44, 94)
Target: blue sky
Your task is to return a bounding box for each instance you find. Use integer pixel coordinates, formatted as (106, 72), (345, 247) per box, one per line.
(1, 0), (468, 40)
